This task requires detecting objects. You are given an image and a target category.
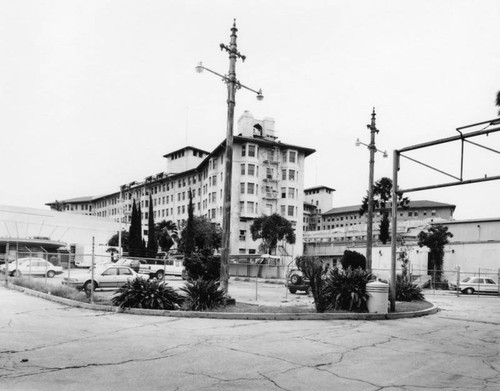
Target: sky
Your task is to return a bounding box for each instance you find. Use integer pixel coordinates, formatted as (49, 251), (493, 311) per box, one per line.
(1, 0), (500, 220)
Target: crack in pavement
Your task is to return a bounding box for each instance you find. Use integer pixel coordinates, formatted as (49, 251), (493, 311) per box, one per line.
(0, 353), (179, 379)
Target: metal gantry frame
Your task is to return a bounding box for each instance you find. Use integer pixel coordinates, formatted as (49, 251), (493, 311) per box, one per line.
(389, 117), (500, 311)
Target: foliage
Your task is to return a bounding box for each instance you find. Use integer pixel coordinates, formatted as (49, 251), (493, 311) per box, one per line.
(146, 194), (158, 258)
(12, 277), (88, 302)
(396, 277), (424, 301)
(359, 177), (409, 244)
(340, 250), (366, 270)
(295, 256), (329, 313)
(184, 189), (195, 257)
(108, 230), (130, 253)
(52, 200), (66, 211)
(183, 253), (221, 281)
(496, 90), (500, 115)
(178, 216), (222, 255)
(323, 267), (373, 311)
(250, 213), (296, 254)
(156, 220), (178, 252)
(180, 279), (226, 311)
(112, 277), (184, 310)
(397, 234), (412, 279)
(417, 224), (453, 282)
(129, 200), (145, 257)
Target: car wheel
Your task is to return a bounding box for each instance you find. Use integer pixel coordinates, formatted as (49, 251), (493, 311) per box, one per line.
(464, 287), (474, 295)
(290, 274), (302, 285)
(289, 288), (297, 294)
(84, 280), (97, 291)
(46, 270), (55, 278)
(156, 270), (164, 280)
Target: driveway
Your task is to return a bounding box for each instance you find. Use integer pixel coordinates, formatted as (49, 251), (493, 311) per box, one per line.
(0, 287), (499, 391)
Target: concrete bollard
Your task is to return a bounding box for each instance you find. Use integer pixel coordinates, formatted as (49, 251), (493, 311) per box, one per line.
(366, 280), (389, 314)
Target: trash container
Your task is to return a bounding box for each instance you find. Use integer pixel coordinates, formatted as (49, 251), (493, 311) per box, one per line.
(366, 280), (389, 314)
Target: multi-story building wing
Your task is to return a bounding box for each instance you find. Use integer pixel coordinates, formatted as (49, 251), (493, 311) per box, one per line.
(47, 112), (315, 257)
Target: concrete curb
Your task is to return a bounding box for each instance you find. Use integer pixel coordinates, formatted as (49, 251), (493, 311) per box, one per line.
(5, 283), (438, 321)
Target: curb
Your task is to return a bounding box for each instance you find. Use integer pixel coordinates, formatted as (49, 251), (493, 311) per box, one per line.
(4, 284), (438, 321)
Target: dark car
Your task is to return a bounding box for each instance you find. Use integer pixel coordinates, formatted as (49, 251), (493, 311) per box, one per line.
(286, 269), (310, 294)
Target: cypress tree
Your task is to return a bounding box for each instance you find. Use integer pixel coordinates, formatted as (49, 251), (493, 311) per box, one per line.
(146, 194), (158, 258)
(129, 200), (141, 257)
(185, 189), (195, 256)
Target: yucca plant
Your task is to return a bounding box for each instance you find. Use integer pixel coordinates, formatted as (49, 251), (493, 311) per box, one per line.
(396, 278), (424, 301)
(180, 279), (226, 311)
(323, 267), (372, 311)
(112, 277), (184, 310)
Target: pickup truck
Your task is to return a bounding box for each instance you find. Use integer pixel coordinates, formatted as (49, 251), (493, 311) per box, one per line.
(115, 257), (185, 280)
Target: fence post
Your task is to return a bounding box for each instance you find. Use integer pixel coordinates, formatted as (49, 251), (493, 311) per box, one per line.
(456, 265), (460, 297)
(90, 237), (95, 304)
(4, 242), (9, 287)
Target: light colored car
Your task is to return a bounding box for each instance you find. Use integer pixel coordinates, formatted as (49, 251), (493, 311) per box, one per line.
(62, 265), (149, 291)
(450, 276), (499, 294)
(0, 257), (63, 278)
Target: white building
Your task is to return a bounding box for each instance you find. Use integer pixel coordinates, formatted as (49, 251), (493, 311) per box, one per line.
(47, 112), (315, 259)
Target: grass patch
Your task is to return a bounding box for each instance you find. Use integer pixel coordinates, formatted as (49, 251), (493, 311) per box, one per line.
(395, 300), (433, 312)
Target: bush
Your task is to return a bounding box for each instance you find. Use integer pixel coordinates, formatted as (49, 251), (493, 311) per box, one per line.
(180, 279), (226, 311)
(183, 254), (221, 281)
(396, 278), (424, 301)
(340, 250), (366, 270)
(323, 267), (372, 311)
(112, 277), (184, 310)
(296, 256), (329, 313)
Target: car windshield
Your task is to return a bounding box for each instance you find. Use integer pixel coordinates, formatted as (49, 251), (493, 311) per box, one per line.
(461, 277), (471, 283)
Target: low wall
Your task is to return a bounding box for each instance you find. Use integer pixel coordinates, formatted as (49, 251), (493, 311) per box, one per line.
(229, 263), (286, 279)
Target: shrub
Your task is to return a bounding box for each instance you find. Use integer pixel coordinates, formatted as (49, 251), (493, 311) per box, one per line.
(112, 277), (184, 310)
(323, 267), (372, 311)
(183, 254), (220, 281)
(180, 279), (226, 311)
(296, 256), (329, 313)
(396, 278), (424, 301)
(340, 250), (366, 270)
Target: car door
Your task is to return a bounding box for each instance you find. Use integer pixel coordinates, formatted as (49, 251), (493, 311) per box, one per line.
(484, 278), (498, 293)
(99, 267), (119, 288)
(117, 267), (135, 287)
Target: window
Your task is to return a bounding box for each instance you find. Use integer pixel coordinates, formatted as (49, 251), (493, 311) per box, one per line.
(247, 183), (255, 194)
(281, 205), (286, 215)
(248, 164), (256, 176)
(288, 170), (296, 181)
(241, 164), (245, 175)
(288, 188), (295, 199)
(241, 145), (246, 157)
(239, 230), (246, 241)
(240, 202), (244, 213)
(248, 145), (256, 157)
(282, 169), (287, 180)
(288, 205), (294, 217)
(247, 201), (254, 213)
(281, 150), (287, 163)
(281, 187), (286, 198)
(289, 150), (297, 163)
(240, 183), (245, 194)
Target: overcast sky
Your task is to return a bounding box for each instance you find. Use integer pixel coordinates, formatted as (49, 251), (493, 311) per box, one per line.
(1, 0), (499, 220)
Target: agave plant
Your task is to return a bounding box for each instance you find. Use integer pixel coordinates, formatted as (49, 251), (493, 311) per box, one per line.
(180, 279), (226, 311)
(112, 277), (184, 310)
(396, 278), (424, 301)
(323, 267), (373, 311)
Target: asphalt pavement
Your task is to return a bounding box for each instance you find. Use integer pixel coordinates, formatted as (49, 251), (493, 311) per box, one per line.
(1, 284), (499, 391)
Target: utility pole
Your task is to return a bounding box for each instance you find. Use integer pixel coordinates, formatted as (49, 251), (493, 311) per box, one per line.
(366, 108), (378, 272)
(196, 21), (263, 295)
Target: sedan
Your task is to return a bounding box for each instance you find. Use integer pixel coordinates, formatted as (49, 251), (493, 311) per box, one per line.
(450, 276), (499, 294)
(63, 265), (149, 291)
(0, 257), (63, 278)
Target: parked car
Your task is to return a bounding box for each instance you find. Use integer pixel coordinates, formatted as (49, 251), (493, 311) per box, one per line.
(286, 269), (310, 294)
(450, 276), (499, 294)
(62, 265), (148, 291)
(113, 258), (151, 275)
(0, 257), (63, 278)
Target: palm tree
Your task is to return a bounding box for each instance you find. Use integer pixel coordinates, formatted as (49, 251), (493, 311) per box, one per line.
(53, 200), (66, 211)
(156, 220), (178, 253)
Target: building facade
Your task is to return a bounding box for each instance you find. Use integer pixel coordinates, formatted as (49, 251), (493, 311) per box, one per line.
(47, 112), (315, 258)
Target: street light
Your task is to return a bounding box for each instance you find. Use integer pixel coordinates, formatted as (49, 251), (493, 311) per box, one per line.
(196, 20), (263, 295)
(356, 108), (386, 272)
